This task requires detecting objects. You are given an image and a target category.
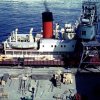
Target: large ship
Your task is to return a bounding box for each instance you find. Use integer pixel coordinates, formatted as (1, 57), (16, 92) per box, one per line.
(0, 1), (100, 100)
(0, 10), (76, 66)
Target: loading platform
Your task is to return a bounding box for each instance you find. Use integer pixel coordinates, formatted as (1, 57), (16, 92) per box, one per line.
(78, 41), (100, 72)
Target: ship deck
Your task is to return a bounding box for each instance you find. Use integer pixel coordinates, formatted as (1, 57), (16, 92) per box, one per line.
(0, 67), (100, 100)
(0, 67), (77, 100)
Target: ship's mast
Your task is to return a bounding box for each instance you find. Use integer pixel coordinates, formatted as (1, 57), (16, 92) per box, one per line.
(15, 28), (18, 42)
(29, 28), (33, 42)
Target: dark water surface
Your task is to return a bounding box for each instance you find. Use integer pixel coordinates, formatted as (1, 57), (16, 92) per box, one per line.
(0, 0), (82, 42)
(0, 0), (100, 42)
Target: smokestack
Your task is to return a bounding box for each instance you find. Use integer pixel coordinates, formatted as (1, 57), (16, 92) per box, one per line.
(42, 12), (53, 38)
(42, 1), (53, 39)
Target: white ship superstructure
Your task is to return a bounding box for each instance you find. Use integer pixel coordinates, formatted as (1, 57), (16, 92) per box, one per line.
(3, 24), (76, 59)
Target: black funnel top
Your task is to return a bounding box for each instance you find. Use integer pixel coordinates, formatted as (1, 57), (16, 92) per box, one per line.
(42, 12), (53, 22)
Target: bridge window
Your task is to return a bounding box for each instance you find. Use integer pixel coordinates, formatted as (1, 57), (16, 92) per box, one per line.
(51, 45), (53, 47)
(6, 51), (13, 54)
(61, 45), (63, 47)
(82, 31), (86, 35)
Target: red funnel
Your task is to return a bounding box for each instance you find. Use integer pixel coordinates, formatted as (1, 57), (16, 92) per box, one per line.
(42, 12), (53, 38)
